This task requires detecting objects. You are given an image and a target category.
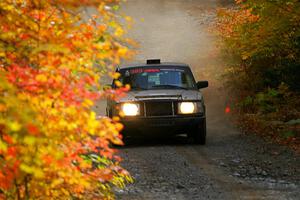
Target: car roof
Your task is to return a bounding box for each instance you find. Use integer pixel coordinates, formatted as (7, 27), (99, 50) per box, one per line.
(119, 62), (190, 69)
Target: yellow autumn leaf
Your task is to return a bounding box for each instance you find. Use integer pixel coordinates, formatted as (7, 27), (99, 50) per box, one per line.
(118, 47), (128, 56)
(112, 72), (121, 79)
(20, 163), (34, 174)
(112, 116), (120, 122)
(8, 121), (21, 132)
(36, 74), (48, 82)
(114, 80), (122, 87)
(17, 93), (28, 100)
(51, 178), (64, 188)
(125, 84), (131, 90)
(114, 27), (124, 37)
(23, 136), (36, 145)
(115, 123), (123, 132)
(0, 140), (8, 151)
(33, 169), (44, 178)
(82, 99), (94, 107)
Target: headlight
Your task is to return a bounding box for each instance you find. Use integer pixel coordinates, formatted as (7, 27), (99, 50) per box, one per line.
(178, 102), (202, 114)
(121, 103), (140, 116)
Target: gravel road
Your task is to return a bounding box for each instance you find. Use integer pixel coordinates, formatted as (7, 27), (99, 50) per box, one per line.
(95, 0), (300, 199)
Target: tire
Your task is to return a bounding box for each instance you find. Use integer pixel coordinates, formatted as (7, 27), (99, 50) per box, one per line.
(192, 119), (206, 145)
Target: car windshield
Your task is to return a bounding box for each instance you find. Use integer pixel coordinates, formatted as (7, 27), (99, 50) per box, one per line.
(117, 67), (196, 90)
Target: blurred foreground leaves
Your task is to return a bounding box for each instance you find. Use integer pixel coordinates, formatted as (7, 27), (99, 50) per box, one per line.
(0, 0), (134, 199)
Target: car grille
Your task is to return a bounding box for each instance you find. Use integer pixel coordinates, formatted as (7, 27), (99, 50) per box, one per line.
(144, 101), (174, 116)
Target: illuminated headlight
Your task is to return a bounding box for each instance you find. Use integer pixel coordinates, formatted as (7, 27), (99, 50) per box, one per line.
(178, 102), (202, 114)
(121, 103), (140, 116)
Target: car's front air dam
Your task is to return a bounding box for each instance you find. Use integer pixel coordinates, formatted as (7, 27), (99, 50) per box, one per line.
(120, 115), (205, 136)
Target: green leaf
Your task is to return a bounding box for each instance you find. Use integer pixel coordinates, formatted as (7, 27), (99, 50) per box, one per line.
(112, 5), (120, 11)
(281, 131), (296, 139)
(286, 119), (300, 125)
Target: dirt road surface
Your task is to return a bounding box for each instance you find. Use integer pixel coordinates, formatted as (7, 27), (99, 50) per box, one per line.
(95, 0), (300, 199)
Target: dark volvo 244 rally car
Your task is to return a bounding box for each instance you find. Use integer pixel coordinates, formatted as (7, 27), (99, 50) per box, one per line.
(106, 59), (208, 144)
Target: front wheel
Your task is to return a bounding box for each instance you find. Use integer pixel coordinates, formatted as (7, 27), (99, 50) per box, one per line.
(191, 119), (206, 145)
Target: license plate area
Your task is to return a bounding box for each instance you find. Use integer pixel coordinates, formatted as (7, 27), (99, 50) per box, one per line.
(145, 101), (174, 117)
(148, 119), (175, 126)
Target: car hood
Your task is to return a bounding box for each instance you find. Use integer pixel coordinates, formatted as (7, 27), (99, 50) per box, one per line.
(118, 89), (203, 102)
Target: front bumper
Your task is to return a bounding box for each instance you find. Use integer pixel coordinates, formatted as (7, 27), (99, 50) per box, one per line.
(121, 115), (205, 136)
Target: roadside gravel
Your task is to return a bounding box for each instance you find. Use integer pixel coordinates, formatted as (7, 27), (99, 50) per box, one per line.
(115, 141), (228, 200)
(114, 133), (299, 200)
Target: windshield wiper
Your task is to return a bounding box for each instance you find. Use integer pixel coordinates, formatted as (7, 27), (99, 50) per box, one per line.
(151, 85), (188, 90)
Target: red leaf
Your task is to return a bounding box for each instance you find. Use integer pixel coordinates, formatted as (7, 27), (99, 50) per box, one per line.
(19, 33), (30, 40)
(225, 106), (231, 113)
(7, 147), (17, 157)
(3, 134), (13, 144)
(26, 123), (39, 135)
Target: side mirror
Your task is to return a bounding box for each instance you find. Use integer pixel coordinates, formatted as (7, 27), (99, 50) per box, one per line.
(196, 81), (208, 89)
(103, 84), (112, 91)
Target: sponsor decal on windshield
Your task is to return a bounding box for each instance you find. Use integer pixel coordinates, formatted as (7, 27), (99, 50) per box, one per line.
(129, 68), (184, 74)
(160, 68), (184, 72)
(130, 68), (160, 74)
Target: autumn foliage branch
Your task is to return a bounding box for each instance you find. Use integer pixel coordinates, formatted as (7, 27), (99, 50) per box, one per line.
(215, 0), (300, 150)
(0, 0), (134, 199)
